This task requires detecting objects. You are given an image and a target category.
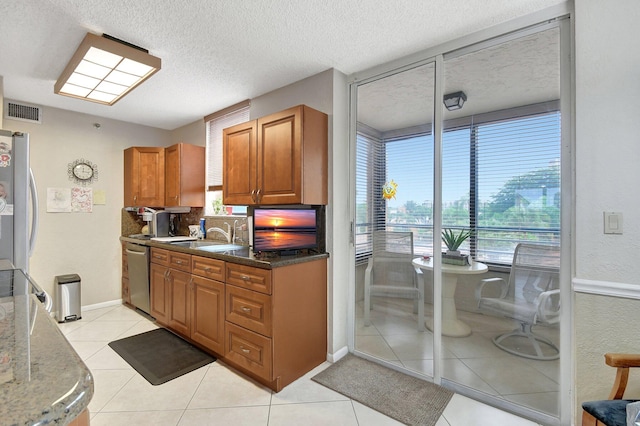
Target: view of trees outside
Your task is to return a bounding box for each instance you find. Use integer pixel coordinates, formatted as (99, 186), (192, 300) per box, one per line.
(356, 112), (561, 264)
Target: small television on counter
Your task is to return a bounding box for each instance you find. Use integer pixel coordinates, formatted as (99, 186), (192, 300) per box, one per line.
(252, 207), (318, 254)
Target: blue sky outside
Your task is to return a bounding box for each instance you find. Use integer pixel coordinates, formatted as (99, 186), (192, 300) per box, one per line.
(384, 113), (561, 210)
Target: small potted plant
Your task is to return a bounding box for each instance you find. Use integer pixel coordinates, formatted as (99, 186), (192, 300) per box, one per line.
(441, 228), (471, 256)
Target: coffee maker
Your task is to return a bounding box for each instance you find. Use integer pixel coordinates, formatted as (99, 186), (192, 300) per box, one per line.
(151, 211), (170, 237)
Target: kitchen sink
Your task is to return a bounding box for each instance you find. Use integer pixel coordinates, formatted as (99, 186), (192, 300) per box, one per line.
(170, 240), (247, 252)
(196, 244), (246, 252)
(170, 240), (220, 248)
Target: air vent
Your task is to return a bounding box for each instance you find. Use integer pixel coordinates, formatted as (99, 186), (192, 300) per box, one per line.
(4, 100), (42, 124)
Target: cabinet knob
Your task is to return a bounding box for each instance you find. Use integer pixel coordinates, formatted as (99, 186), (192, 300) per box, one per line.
(175, 260), (183, 265)
(241, 306), (251, 313)
(204, 267), (212, 272)
(240, 275), (250, 281)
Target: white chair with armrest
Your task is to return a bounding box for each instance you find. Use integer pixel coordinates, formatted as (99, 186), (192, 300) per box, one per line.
(364, 231), (425, 331)
(475, 243), (560, 360)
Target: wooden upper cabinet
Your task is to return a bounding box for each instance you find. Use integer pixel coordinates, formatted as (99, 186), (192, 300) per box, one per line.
(165, 143), (205, 207)
(124, 147), (165, 207)
(223, 105), (327, 205)
(222, 121), (258, 205)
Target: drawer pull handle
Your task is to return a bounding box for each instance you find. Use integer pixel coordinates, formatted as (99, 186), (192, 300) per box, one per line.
(240, 346), (251, 354)
(204, 267), (212, 272)
(241, 275), (250, 281)
(175, 260), (183, 264)
(241, 306), (251, 313)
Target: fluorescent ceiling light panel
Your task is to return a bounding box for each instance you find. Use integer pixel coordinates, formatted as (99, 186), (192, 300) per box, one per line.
(54, 33), (161, 106)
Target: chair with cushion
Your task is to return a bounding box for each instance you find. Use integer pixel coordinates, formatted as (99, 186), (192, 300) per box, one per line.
(582, 353), (640, 426)
(364, 230), (424, 331)
(475, 243), (560, 360)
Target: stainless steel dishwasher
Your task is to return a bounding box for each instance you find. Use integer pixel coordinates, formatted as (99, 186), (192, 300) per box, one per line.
(125, 242), (150, 314)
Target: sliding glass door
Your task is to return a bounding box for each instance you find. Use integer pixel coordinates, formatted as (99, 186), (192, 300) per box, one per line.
(354, 62), (436, 378)
(351, 16), (569, 425)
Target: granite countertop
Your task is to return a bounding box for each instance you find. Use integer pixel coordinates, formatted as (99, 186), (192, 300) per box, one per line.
(0, 269), (93, 425)
(120, 236), (329, 269)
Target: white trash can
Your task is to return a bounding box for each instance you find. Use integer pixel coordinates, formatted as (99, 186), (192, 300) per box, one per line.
(55, 274), (81, 323)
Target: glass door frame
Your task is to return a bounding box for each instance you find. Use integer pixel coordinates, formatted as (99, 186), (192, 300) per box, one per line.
(347, 5), (573, 425)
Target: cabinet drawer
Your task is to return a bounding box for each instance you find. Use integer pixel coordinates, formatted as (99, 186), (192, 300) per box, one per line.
(225, 322), (272, 381)
(226, 285), (272, 337)
(226, 264), (271, 294)
(151, 248), (169, 266)
(168, 251), (191, 272)
(192, 256), (225, 281)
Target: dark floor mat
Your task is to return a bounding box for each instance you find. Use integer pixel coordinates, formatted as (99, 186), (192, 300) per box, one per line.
(108, 328), (215, 385)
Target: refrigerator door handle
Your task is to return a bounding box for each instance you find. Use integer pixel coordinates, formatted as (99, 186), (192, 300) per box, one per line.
(28, 168), (39, 256)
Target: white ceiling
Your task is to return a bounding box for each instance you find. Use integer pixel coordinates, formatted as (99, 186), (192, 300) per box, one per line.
(0, 0), (564, 131)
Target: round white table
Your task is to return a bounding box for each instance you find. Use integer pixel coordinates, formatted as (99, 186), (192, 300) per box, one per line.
(412, 257), (488, 337)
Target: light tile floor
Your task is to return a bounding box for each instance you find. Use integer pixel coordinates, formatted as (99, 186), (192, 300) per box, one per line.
(57, 304), (542, 425)
(356, 298), (560, 419)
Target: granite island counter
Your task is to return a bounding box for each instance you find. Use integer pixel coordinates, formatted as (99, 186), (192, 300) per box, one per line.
(0, 269), (93, 425)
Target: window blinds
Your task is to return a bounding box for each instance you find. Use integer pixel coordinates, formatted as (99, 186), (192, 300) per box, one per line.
(204, 102), (250, 190)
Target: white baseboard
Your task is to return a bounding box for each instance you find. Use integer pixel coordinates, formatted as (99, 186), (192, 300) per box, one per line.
(81, 299), (122, 311)
(327, 346), (349, 363)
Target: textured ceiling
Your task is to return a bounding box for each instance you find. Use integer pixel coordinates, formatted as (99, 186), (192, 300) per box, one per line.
(357, 27), (560, 132)
(0, 0), (564, 130)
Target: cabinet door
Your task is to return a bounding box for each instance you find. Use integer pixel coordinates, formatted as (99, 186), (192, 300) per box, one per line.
(164, 144), (181, 206)
(191, 276), (224, 354)
(165, 143), (205, 207)
(124, 147), (165, 206)
(150, 263), (169, 324)
(223, 121), (257, 205)
(256, 107), (302, 205)
(168, 269), (191, 336)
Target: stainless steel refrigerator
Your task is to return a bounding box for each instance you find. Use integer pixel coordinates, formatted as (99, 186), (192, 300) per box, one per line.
(0, 129), (38, 273)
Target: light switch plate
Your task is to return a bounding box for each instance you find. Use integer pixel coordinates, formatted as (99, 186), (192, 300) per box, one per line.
(604, 211), (623, 234)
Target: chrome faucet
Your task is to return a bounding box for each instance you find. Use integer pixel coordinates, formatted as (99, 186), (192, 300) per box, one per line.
(207, 222), (232, 243)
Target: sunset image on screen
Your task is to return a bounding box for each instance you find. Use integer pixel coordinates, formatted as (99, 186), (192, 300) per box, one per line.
(254, 209), (317, 251)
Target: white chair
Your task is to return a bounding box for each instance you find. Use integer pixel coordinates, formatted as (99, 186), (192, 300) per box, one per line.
(364, 231), (425, 331)
(475, 243), (560, 360)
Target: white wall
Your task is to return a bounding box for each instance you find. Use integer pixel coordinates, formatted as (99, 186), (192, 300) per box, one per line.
(4, 105), (170, 306)
(574, 0), (640, 416)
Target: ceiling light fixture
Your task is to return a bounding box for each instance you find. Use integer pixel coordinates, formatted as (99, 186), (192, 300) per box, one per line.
(54, 33), (161, 106)
(443, 91), (467, 111)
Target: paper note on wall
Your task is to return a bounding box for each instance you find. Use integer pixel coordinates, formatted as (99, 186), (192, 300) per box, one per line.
(46, 188), (71, 213)
(71, 187), (92, 213)
(93, 190), (106, 205)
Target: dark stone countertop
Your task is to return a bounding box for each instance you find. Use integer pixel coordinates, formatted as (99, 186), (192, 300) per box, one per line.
(119, 236), (329, 269)
(0, 269), (93, 425)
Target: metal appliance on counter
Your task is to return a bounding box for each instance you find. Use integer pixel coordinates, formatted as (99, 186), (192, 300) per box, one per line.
(125, 242), (150, 314)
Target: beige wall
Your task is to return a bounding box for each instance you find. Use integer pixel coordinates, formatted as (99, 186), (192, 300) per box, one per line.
(4, 105), (171, 306)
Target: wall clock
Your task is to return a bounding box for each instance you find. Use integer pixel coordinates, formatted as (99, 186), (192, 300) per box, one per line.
(68, 159), (98, 186)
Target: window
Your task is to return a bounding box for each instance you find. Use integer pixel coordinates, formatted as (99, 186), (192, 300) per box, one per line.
(204, 100), (250, 215)
(355, 105), (561, 264)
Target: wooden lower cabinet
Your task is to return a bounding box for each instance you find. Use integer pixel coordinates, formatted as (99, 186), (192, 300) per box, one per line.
(150, 249), (225, 353)
(149, 247), (327, 392)
(149, 262), (170, 324)
(121, 243), (131, 305)
(191, 275), (225, 354)
(224, 258), (327, 392)
(167, 268), (191, 336)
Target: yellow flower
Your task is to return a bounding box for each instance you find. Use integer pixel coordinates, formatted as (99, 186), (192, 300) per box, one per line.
(382, 180), (398, 200)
